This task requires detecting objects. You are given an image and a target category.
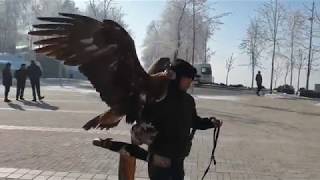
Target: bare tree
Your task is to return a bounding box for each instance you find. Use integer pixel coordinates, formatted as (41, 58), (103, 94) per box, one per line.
(0, 0), (29, 53)
(305, 1), (315, 90)
(141, 0), (227, 68)
(190, 0), (228, 64)
(225, 53), (235, 85)
(275, 52), (292, 85)
(191, 0), (196, 65)
(296, 49), (306, 90)
(240, 17), (265, 88)
(103, 0), (112, 19)
(141, 21), (161, 68)
(88, 0), (97, 18)
(85, 0), (127, 28)
(283, 59), (290, 84)
(310, 48), (320, 72)
(200, 10), (226, 64)
(203, 20), (209, 63)
(273, 60), (283, 88)
(202, 21), (216, 64)
(284, 10), (306, 86)
(259, 0), (285, 93)
(173, 0), (187, 61)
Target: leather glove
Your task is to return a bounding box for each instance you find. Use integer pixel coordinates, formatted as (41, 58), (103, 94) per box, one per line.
(209, 117), (223, 127)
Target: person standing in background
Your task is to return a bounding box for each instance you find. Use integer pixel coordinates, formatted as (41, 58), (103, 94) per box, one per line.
(28, 60), (44, 102)
(15, 64), (28, 100)
(256, 71), (263, 96)
(2, 63), (13, 102)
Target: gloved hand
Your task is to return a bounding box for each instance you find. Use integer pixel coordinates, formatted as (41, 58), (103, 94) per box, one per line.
(209, 117), (223, 127)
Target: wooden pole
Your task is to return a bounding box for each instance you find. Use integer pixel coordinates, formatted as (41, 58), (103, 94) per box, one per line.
(118, 138), (136, 180)
(118, 154), (136, 180)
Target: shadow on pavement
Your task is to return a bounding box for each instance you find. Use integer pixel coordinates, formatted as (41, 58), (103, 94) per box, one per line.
(21, 100), (59, 111)
(8, 102), (26, 111)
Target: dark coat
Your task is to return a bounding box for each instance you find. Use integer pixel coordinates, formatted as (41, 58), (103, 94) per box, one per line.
(2, 68), (12, 86)
(256, 74), (262, 85)
(143, 84), (215, 159)
(27, 64), (42, 81)
(14, 68), (28, 83)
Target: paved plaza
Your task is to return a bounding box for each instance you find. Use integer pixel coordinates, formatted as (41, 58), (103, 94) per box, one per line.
(0, 82), (319, 180)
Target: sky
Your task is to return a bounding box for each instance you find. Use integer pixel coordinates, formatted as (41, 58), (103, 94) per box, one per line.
(74, 0), (319, 90)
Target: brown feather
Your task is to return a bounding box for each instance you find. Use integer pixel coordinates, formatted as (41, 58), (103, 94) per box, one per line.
(34, 37), (68, 45)
(56, 51), (75, 60)
(37, 17), (74, 23)
(44, 48), (76, 62)
(28, 30), (68, 36)
(33, 24), (73, 30)
(82, 110), (122, 130)
(34, 44), (62, 54)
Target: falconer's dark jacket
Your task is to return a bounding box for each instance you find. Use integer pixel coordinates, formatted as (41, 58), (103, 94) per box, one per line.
(143, 83), (217, 159)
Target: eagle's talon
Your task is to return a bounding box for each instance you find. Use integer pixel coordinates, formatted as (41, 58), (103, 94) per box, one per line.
(93, 138), (113, 148)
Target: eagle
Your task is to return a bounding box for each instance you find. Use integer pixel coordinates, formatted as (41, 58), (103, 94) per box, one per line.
(29, 13), (178, 180)
(29, 13), (175, 134)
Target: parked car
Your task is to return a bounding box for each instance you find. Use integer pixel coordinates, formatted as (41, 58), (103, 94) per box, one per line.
(194, 63), (213, 84)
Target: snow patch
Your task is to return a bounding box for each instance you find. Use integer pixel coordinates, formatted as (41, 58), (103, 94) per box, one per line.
(193, 95), (240, 101)
(44, 86), (96, 94)
(265, 93), (309, 100)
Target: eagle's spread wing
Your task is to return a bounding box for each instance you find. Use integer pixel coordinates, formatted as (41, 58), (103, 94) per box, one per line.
(29, 13), (170, 129)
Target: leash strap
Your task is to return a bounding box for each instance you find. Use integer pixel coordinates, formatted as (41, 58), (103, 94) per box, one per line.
(201, 126), (221, 180)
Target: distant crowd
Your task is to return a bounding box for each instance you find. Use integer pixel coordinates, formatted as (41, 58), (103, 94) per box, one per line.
(2, 60), (44, 102)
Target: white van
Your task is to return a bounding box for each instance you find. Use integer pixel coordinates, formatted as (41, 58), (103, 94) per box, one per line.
(194, 63), (213, 84)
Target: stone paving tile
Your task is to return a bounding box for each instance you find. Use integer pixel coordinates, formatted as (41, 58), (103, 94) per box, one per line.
(40, 171), (56, 176)
(93, 174), (108, 179)
(64, 172), (81, 178)
(34, 176), (50, 180)
(0, 168), (17, 173)
(54, 172), (69, 177)
(105, 175), (148, 180)
(7, 173), (25, 179)
(0, 172), (11, 178)
(78, 173), (94, 179)
(62, 178), (77, 180)
(20, 173), (38, 180)
(47, 176), (64, 180)
(28, 170), (42, 175)
(106, 175), (117, 180)
(14, 169), (31, 174)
